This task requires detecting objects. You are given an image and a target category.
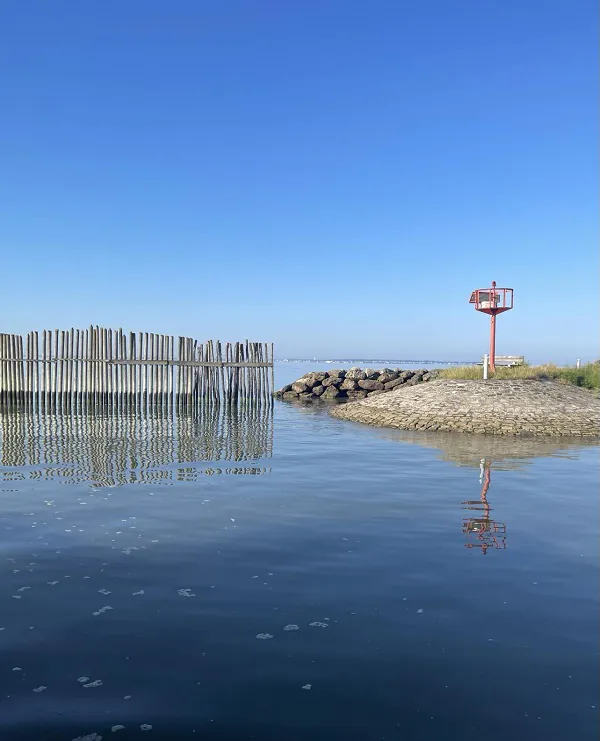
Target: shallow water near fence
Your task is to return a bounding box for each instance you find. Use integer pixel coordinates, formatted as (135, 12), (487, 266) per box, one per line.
(0, 363), (598, 741)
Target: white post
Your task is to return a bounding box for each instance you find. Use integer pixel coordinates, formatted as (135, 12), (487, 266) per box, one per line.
(483, 354), (489, 380)
(576, 358), (581, 369)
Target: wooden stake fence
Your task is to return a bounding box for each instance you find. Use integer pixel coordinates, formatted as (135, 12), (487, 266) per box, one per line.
(0, 328), (274, 411)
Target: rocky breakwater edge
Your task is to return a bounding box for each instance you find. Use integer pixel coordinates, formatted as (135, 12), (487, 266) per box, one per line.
(274, 367), (440, 402)
(331, 379), (600, 437)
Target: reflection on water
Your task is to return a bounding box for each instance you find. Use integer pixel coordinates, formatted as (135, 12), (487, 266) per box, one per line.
(0, 400), (598, 741)
(368, 428), (600, 557)
(0, 402), (273, 487)
(462, 459), (507, 554)
(371, 427), (599, 469)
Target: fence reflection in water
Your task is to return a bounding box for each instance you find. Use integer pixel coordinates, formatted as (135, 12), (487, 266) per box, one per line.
(0, 401), (273, 487)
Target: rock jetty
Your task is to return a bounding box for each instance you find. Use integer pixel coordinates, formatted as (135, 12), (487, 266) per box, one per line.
(274, 367), (440, 402)
(330, 379), (600, 437)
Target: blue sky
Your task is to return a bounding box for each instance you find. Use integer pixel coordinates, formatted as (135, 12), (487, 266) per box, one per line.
(1, 0), (597, 362)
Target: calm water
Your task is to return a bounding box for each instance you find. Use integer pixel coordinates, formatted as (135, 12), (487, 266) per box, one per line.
(0, 364), (598, 741)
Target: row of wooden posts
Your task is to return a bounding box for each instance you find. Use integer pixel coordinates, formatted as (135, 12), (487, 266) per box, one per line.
(0, 327), (274, 410)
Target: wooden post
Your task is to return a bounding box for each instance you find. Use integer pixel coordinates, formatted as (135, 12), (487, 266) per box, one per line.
(132, 332), (138, 411)
(24, 333), (30, 408)
(157, 334), (163, 404)
(33, 331), (39, 410)
(66, 328), (73, 412)
(61, 329), (68, 412)
(86, 325), (92, 409)
(17, 335), (24, 405)
(117, 329), (124, 411)
(143, 332), (149, 411)
(56, 330), (64, 411)
(0, 335), (5, 407)
(102, 327), (109, 409)
(129, 332), (135, 410)
(150, 333), (156, 406)
(176, 337), (182, 408)
(270, 342), (275, 402)
(74, 329), (80, 411)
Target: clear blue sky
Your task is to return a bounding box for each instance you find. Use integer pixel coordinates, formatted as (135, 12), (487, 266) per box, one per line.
(1, 0), (597, 362)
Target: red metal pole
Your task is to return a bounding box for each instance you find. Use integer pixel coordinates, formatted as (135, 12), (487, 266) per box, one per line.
(489, 313), (496, 372)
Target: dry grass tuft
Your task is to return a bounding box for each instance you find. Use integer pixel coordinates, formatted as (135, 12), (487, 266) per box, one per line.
(439, 362), (599, 391)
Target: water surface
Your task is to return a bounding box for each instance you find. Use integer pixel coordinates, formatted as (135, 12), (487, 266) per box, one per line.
(0, 365), (598, 740)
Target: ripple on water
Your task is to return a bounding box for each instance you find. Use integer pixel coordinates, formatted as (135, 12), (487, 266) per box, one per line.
(92, 606), (113, 617)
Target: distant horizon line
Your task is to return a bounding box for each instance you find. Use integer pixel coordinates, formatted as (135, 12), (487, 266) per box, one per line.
(275, 358), (477, 365)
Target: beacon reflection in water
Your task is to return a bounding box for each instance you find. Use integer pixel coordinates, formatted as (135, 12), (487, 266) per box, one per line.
(371, 427), (599, 558)
(462, 458), (507, 554)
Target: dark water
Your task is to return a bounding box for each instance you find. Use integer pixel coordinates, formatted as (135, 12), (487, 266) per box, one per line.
(0, 367), (598, 740)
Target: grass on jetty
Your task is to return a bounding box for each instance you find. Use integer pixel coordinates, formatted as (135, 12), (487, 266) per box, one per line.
(439, 362), (600, 391)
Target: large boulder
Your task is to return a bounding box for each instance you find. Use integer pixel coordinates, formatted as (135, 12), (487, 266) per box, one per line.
(282, 391), (299, 400)
(384, 377), (405, 390)
(340, 378), (359, 391)
(299, 372), (326, 389)
(312, 385), (326, 396)
(364, 368), (380, 380)
(358, 379), (384, 391)
(378, 372), (397, 384)
(322, 386), (344, 399)
(410, 370), (426, 383)
(400, 370), (415, 381)
(326, 369), (346, 379)
(322, 375), (344, 388)
(346, 367), (367, 381)
(292, 381), (309, 393)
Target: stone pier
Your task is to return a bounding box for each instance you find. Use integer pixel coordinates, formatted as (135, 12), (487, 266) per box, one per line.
(330, 379), (600, 437)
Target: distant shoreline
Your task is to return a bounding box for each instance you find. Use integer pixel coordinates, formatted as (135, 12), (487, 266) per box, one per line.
(276, 358), (477, 366)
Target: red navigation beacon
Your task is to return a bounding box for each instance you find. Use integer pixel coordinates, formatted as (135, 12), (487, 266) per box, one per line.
(469, 281), (514, 372)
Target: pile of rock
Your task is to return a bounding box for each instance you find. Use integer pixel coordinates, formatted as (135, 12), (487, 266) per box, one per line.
(274, 367), (440, 402)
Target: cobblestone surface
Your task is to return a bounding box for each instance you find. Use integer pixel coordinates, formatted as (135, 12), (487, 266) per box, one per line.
(330, 379), (600, 437)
